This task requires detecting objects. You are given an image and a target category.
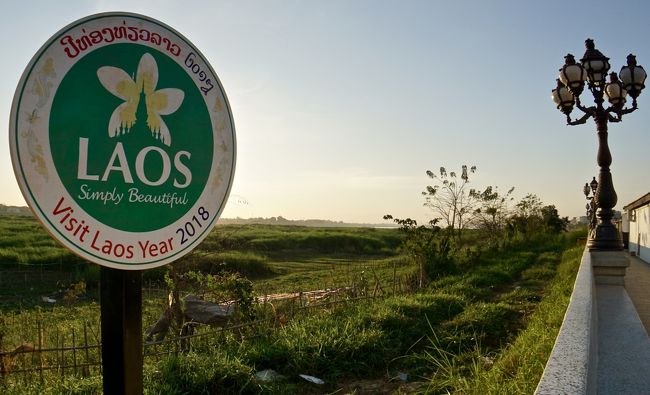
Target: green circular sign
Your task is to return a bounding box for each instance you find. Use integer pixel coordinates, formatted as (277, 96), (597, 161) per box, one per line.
(10, 13), (236, 270)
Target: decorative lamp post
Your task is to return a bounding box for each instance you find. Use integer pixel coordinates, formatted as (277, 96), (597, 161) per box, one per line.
(584, 177), (598, 230)
(552, 39), (646, 250)
(590, 176), (598, 195)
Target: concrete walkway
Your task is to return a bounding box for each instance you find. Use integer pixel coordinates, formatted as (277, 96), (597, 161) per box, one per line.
(624, 255), (650, 335)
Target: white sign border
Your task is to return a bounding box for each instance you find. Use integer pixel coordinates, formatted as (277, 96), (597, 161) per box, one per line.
(9, 12), (236, 270)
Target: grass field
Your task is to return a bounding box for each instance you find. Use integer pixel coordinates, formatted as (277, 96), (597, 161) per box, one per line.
(0, 218), (407, 308)
(0, 215), (583, 394)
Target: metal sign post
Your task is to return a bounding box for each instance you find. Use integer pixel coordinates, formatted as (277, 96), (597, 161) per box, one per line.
(9, 12), (236, 393)
(100, 267), (143, 395)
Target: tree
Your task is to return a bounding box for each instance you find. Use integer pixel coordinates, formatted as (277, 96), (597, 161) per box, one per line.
(515, 193), (543, 218)
(422, 165), (478, 240)
(509, 195), (568, 237)
(510, 193), (544, 238)
(472, 185), (515, 239)
(541, 205), (570, 233)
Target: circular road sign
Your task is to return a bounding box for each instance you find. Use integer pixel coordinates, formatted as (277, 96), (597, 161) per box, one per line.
(9, 12), (236, 270)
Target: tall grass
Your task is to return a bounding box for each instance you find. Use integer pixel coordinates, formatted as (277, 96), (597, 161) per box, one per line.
(142, 232), (581, 393)
(418, 244), (583, 394)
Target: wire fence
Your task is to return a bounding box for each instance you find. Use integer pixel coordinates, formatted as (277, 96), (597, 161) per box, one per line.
(0, 264), (91, 308)
(0, 272), (418, 385)
(0, 269), (80, 289)
(0, 321), (101, 384)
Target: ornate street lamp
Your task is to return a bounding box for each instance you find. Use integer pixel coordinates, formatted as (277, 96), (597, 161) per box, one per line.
(584, 177), (598, 230)
(552, 39), (647, 250)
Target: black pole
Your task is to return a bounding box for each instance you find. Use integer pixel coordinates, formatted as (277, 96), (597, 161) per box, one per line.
(100, 266), (143, 395)
(587, 111), (624, 251)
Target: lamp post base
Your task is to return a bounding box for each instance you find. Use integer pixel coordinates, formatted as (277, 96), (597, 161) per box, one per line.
(587, 222), (624, 251)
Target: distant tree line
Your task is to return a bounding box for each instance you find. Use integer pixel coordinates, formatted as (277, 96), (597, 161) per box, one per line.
(0, 204), (31, 216)
(218, 216), (394, 228)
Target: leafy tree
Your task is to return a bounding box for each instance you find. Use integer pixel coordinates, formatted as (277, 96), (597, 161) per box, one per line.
(541, 205), (570, 233)
(471, 185), (516, 238)
(510, 194), (544, 238)
(509, 195), (568, 237)
(383, 215), (454, 286)
(423, 165), (478, 240)
(515, 193), (543, 218)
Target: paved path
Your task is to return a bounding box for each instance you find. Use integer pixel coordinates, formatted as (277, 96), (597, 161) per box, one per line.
(625, 255), (650, 335)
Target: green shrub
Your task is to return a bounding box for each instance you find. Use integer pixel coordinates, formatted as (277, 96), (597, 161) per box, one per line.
(438, 245), (583, 394)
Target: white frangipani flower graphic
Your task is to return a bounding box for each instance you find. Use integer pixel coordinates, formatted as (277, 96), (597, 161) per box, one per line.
(97, 53), (184, 146)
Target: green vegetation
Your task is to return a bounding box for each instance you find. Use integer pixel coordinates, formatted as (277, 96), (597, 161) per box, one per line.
(169, 224), (408, 297)
(419, 245), (582, 394)
(140, 232), (581, 394)
(422, 165), (478, 240)
(0, 216), (83, 266)
(0, 213), (583, 394)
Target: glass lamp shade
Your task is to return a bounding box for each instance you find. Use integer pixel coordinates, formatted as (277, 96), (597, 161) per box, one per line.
(581, 39), (610, 87)
(605, 72), (627, 107)
(552, 79), (574, 114)
(584, 183), (591, 197)
(560, 54), (586, 96)
(620, 54), (647, 99)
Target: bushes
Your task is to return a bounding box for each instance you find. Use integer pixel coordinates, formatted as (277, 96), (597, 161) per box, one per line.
(383, 216), (456, 285)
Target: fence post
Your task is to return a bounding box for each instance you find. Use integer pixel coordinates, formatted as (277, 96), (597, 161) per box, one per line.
(60, 333), (65, 378)
(72, 328), (77, 376)
(83, 323), (90, 377)
(100, 267), (143, 395)
(38, 321), (43, 383)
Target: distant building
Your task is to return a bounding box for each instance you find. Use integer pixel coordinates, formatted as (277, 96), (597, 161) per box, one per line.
(623, 192), (650, 263)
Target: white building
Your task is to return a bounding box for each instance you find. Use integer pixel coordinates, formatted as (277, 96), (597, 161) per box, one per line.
(624, 192), (650, 263)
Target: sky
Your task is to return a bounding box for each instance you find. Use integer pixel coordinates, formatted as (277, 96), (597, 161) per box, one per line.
(2, 0), (650, 225)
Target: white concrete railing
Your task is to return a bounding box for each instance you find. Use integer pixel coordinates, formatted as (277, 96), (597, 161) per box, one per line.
(535, 249), (650, 394)
(535, 249), (597, 394)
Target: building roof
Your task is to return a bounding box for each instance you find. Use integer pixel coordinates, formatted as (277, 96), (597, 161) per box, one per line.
(623, 192), (650, 211)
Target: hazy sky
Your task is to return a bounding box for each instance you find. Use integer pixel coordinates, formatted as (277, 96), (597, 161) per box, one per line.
(3, 0), (650, 224)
